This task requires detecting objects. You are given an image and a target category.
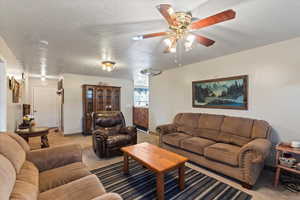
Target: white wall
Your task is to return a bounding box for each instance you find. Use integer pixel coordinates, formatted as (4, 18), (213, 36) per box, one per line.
(0, 36), (24, 132)
(150, 37), (300, 164)
(63, 73), (134, 135)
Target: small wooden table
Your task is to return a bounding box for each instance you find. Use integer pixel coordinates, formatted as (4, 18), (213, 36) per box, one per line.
(274, 142), (300, 187)
(121, 143), (188, 200)
(16, 127), (50, 148)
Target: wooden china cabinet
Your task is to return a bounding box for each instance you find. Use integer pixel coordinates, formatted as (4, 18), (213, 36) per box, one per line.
(82, 84), (121, 135)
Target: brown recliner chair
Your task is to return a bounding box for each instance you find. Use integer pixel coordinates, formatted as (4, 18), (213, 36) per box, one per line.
(92, 111), (137, 158)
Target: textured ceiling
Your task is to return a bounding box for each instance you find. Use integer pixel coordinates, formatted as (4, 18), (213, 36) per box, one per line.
(1, 0), (300, 79)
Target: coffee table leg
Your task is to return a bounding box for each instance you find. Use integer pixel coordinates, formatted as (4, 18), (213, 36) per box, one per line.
(157, 173), (165, 200)
(123, 153), (129, 174)
(41, 135), (49, 148)
(178, 165), (185, 190)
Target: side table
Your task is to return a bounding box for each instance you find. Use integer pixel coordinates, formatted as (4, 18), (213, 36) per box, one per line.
(274, 142), (300, 187)
(16, 127), (50, 148)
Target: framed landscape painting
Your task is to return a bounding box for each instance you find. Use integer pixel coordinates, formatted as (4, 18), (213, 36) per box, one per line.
(192, 75), (248, 110)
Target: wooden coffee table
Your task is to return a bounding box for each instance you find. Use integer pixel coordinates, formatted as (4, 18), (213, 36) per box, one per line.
(16, 127), (50, 148)
(121, 143), (188, 200)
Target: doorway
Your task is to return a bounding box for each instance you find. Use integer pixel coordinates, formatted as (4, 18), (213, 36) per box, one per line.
(0, 59), (7, 131)
(32, 87), (59, 128)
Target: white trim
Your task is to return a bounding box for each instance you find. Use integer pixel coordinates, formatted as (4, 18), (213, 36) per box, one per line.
(0, 57), (7, 131)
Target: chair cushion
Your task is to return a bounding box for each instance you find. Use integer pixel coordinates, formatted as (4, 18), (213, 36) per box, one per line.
(10, 180), (39, 200)
(162, 132), (192, 147)
(180, 137), (215, 155)
(39, 162), (91, 192)
(17, 161), (39, 187)
(39, 175), (106, 200)
(0, 134), (25, 173)
(106, 135), (132, 148)
(204, 143), (241, 166)
(0, 155), (16, 200)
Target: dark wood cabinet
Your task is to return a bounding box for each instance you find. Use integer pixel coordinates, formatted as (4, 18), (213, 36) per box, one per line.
(82, 85), (121, 135)
(133, 107), (149, 130)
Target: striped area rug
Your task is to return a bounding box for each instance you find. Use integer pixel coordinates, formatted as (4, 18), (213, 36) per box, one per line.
(91, 160), (252, 200)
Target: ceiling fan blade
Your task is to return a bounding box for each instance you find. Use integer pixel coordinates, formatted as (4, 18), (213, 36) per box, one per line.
(191, 9), (236, 30)
(193, 34), (215, 47)
(156, 4), (177, 26)
(133, 32), (169, 40)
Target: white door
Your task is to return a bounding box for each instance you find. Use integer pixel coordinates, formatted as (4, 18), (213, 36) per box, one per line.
(33, 87), (59, 128)
(0, 61), (7, 131)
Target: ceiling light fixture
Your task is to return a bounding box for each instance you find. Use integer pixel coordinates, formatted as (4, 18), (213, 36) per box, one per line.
(140, 68), (162, 76)
(101, 61), (116, 72)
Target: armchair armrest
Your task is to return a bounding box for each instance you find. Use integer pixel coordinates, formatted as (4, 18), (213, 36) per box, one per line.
(156, 124), (177, 135)
(120, 126), (137, 137)
(239, 138), (271, 165)
(26, 144), (82, 172)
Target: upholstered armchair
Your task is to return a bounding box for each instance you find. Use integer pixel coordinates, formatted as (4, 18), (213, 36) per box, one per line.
(92, 111), (137, 158)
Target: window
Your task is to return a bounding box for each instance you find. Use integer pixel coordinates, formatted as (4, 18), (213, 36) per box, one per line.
(134, 87), (149, 107)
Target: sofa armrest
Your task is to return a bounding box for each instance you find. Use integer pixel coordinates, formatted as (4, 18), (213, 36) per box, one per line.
(156, 124), (177, 135)
(26, 144), (82, 172)
(91, 193), (123, 200)
(120, 126), (137, 138)
(239, 138), (271, 165)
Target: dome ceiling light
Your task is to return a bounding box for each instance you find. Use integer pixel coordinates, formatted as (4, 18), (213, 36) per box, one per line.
(101, 61), (116, 72)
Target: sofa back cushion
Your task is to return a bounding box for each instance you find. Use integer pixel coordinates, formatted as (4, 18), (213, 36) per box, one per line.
(6, 133), (30, 152)
(0, 134), (26, 173)
(175, 113), (201, 135)
(193, 114), (224, 140)
(251, 120), (270, 139)
(219, 116), (254, 146)
(0, 155), (16, 200)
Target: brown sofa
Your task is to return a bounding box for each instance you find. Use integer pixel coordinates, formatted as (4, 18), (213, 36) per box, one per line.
(0, 133), (122, 200)
(157, 113), (272, 188)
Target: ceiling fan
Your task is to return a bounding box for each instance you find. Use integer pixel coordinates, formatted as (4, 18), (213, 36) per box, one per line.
(132, 4), (236, 53)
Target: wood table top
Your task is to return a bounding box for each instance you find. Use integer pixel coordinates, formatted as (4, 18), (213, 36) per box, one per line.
(276, 142), (300, 154)
(16, 127), (49, 135)
(121, 143), (188, 173)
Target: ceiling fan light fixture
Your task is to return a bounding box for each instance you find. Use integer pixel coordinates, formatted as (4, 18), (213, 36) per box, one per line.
(101, 61), (116, 72)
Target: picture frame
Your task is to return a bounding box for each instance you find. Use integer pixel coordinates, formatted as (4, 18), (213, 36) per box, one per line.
(192, 75), (248, 110)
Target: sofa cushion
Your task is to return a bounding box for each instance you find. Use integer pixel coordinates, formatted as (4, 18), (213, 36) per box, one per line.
(217, 132), (252, 147)
(10, 180), (39, 200)
(251, 120), (270, 139)
(6, 133), (31, 152)
(198, 114), (224, 130)
(180, 137), (215, 155)
(162, 132), (192, 147)
(39, 162), (91, 192)
(0, 155), (16, 200)
(220, 116), (254, 138)
(193, 129), (220, 141)
(17, 161), (39, 187)
(0, 134), (25, 173)
(174, 113), (200, 128)
(177, 126), (197, 136)
(39, 175), (106, 200)
(204, 143), (241, 166)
